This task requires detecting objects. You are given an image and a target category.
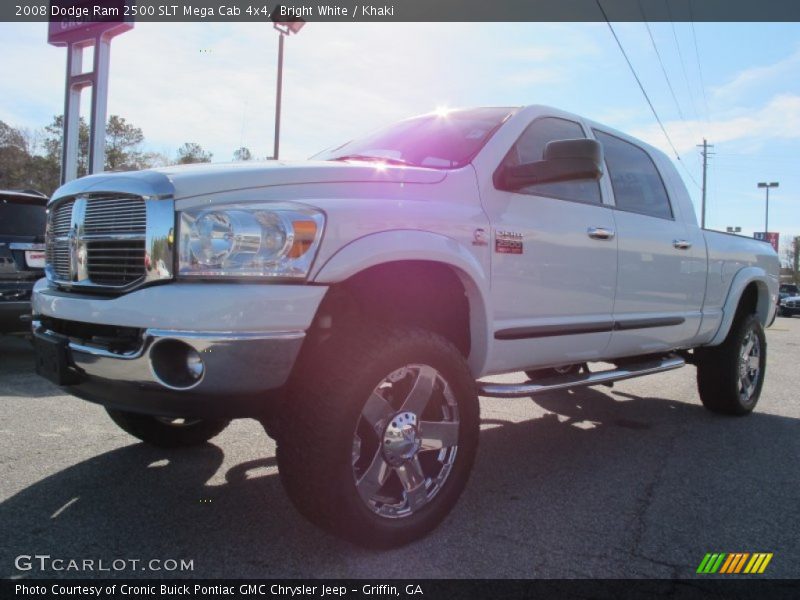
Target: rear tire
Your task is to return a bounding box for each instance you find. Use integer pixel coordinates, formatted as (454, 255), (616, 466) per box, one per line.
(276, 326), (479, 548)
(105, 409), (230, 448)
(695, 313), (766, 416)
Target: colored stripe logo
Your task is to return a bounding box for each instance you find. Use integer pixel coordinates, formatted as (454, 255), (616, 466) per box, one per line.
(697, 553), (773, 574)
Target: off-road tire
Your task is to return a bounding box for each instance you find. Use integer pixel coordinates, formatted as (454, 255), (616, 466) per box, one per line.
(695, 313), (766, 416)
(276, 326), (480, 548)
(105, 409), (230, 448)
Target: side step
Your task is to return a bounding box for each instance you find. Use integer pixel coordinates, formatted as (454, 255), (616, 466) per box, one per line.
(478, 355), (685, 398)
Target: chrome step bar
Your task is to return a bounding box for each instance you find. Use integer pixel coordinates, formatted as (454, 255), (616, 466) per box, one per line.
(478, 355), (686, 398)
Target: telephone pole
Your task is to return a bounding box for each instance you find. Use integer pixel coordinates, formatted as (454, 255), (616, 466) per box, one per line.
(697, 139), (714, 229)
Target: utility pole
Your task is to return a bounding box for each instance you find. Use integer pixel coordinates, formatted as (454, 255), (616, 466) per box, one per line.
(697, 139), (714, 229)
(273, 31), (284, 161)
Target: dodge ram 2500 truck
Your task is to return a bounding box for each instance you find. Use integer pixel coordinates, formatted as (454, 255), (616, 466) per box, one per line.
(32, 105), (779, 547)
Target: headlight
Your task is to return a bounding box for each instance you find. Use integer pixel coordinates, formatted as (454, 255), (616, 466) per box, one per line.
(178, 203), (325, 279)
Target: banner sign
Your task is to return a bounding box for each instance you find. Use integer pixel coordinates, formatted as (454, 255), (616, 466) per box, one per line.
(754, 232), (780, 253)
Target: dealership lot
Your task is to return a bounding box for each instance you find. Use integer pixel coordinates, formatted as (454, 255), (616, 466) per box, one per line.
(1, 318), (798, 579)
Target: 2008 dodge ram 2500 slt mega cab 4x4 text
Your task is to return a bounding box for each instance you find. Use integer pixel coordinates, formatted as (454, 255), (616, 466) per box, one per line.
(32, 105), (779, 547)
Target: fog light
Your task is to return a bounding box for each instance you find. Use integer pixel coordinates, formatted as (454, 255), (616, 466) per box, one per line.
(150, 339), (205, 390)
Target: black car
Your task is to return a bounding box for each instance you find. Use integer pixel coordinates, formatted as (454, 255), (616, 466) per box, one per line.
(0, 190), (48, 334)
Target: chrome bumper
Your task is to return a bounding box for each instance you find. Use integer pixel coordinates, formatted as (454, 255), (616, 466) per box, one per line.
(33, 320), (305, 417)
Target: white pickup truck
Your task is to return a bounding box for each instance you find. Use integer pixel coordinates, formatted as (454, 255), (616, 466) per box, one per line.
(32, 105), (779, 547)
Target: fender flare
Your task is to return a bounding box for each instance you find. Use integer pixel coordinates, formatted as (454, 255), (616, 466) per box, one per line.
(312, 230), (492, 376)
(708, 267), (775, 346)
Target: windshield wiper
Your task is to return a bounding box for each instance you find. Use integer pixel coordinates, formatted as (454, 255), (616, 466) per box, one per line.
(329, 154), (414, 166)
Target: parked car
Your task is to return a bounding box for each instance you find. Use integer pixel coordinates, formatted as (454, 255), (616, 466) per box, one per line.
(0, 190), (47, 335)
(31, 105), (779, 547)
(779, 294), (800, 317)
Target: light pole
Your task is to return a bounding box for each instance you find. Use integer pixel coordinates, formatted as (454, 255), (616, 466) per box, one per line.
(757, 182), (779, 234)
(270, 7), (305, 160)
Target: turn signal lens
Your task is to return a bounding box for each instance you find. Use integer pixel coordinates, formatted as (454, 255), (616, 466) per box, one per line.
(289, 220), (318, 258)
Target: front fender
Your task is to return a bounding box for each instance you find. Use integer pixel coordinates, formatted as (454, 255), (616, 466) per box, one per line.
(312, 230), (492, 377)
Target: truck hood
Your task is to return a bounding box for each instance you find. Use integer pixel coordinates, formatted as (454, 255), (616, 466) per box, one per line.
(50, 160), (447, 203)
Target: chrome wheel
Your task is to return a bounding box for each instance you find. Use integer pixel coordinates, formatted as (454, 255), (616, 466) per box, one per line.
(351, 364), (459, 519)
(737, 328), (761, 407)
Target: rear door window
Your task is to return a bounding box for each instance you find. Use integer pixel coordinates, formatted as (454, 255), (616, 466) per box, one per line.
(593, 130), (673, 219)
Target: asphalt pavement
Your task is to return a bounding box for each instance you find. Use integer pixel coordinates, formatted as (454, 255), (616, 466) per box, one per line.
(1, 317), (798, 579)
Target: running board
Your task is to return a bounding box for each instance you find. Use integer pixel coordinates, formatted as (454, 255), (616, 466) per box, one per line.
(478, 355), (686, 398)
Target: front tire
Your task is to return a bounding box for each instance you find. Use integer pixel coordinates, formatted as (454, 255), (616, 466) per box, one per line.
(276, 326), (479, 548)
(105, 409), (230, 448)
(696, 313), (766, 416)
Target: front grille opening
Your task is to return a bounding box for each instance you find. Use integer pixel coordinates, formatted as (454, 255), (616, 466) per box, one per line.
(45, 194), (149, 290)
(40, 316), (143, 355)
(86, 240), (146, 286)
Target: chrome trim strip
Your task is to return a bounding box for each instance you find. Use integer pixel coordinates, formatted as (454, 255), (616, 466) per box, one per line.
(145, 329), (305, 342)
(479, 355), (686, 398)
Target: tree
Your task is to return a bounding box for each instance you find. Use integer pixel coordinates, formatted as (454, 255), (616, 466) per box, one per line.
(105, 115), (146, 171)
(43, 114), (90, 179)
(789, 236), (800, 285)
(176, 143), (212, 164)
(0, 121), (31, 189)
(233, 146), (252, 161)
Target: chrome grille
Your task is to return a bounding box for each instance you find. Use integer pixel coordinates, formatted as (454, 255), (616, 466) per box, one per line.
(84, 196), (146, 234)
(84, 196), (146, 286)
(45, 194), (151, 289)
(86, 240), (146, 285)
(46, 199), (74, 280)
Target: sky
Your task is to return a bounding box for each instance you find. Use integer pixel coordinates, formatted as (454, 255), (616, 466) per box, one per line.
(1, 21), (798, 259)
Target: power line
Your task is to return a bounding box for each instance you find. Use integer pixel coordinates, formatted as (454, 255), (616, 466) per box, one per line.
(689, 18), (711, 122)
(595, 0), (701, 190)
(687, 0), (711, 122)
(639, 1), (686, 121)
(664, 0), (701, 122)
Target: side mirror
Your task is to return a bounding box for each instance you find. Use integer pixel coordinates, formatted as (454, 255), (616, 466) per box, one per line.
(495, 138), (604, 191)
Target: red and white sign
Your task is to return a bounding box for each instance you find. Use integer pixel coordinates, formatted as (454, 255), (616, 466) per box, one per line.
(754, 232), (779, 253)
(48, 0), (133, 46)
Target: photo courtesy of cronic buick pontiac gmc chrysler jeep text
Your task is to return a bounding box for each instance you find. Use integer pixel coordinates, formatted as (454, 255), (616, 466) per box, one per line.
(31, 106), (779, 547)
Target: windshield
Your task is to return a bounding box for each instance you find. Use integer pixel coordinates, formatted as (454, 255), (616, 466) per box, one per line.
(314, 107), (517, 169)
(780, 284), (799, 295)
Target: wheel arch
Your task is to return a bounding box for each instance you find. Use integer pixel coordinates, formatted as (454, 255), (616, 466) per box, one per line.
(312, 231), (492, 376)
(708, 268), (775, 346)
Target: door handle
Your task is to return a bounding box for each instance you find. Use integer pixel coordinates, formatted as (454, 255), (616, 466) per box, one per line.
(673, 239), (692, 250)
(587, 227), (615, 240)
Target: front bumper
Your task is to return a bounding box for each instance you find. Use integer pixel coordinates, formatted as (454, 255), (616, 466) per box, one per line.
(33, 322), (304, 418)
(32, 280), (328, 418)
